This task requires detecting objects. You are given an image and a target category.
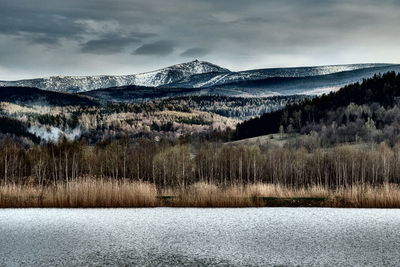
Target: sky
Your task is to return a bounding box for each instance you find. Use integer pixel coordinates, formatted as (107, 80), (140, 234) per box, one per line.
(1, 0), (400, 80)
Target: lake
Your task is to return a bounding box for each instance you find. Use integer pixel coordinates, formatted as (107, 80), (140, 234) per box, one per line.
(0, 208), (399, 266)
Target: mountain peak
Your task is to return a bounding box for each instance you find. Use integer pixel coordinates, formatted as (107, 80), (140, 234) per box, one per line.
(131, 60), (229, 87)
(163, 60), (231, 74)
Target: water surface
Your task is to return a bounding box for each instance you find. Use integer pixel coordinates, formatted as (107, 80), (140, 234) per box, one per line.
(0, 208), (399, 266)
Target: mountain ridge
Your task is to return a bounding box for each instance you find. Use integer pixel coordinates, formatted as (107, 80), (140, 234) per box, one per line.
(1, 61), (397, 94)
(0, 60), (229, 93)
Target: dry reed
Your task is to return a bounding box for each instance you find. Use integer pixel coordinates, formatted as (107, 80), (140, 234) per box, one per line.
(1, 178), (400, 208)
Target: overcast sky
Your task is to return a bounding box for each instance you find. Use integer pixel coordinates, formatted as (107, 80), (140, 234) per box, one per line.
(1, 0), (400, 80)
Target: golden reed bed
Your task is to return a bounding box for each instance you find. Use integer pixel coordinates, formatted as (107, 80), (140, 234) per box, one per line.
(1, 178), (400, 208)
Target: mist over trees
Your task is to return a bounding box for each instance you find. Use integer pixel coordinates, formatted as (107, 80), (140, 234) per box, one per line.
(0, 100), (237, 145)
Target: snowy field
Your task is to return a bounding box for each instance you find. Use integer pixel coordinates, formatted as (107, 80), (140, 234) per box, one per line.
(0, 208), (400, 266)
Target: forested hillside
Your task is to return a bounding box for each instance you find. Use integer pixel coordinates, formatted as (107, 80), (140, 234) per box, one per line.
(235, 72), (400, 145)
(0, 101), (236, 144)
(0, 86), (98, 106)
(158, 95), (306, 120)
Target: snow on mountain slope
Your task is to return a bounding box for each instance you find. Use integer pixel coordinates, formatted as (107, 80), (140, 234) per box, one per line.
(82, 64), (400, 102)
(164, 63), (394, 88)
(206, 64), (400, 97)
(132, 60), (230, 87)
(0, 61), (397, 94)
(0, 60), (230, 93)
(0, 75), (136, 93)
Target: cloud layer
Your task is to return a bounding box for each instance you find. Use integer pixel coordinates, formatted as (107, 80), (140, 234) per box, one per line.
(133, 40), (176, 56)
(1, 0), (400, 79)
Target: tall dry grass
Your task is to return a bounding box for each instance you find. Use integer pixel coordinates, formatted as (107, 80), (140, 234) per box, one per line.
(1, 178), (400, 208)
(0, 178), (157, 208)
(332, 183), (400, 208)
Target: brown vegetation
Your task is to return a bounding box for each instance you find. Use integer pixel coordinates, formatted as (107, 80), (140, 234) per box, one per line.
(1, 178), (400, 208)
(2, 138), (400, 208)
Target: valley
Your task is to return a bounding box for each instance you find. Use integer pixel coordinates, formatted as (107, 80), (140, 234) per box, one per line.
(1, 60), (399, 144)
(1, 61), (400, 208)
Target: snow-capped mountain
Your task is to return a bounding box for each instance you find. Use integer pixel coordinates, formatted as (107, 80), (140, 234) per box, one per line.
(163, 63), (393, 88)
(1, 61), (399, 96)
(202, 64), (400, 96)
(81, 63), (400, 102)
(133, 60), (230, 87)
(0, 60), (230, 93)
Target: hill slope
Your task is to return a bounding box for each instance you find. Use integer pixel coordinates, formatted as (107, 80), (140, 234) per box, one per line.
(0, 87), (98, 106)
(81, 85), (200, 103)
(235, 72), (400, 140)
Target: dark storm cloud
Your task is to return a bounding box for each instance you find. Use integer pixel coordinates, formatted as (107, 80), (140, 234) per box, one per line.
(133, 40), (176, 56)
(0, 1), (85, 44)
(180, 48), (209, 57)
(80, 32), (156, 54)
(1, 0), (400, 79)
(81, 36), (140, 54)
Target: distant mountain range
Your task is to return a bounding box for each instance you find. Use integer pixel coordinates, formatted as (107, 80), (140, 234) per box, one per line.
(0, 60), (230, 93)
(1, 61), (400, 98)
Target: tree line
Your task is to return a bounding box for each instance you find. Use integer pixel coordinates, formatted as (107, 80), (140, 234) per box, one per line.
(1, 138), (400, 189)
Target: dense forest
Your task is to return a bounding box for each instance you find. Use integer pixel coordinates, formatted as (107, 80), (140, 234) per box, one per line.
(0, 100), (236, 145)
(235, 72), (400, 145)
(158, 95), (306, 120)
(1, 137), (400, 189)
